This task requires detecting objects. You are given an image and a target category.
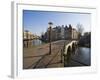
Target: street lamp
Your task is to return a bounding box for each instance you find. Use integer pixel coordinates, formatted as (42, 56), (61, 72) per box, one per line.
(25, 30), (29, 48)
(48, 22), (53, 55)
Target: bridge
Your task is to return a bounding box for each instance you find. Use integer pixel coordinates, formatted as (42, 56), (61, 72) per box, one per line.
(62, 40), (78, 67)
(64, 40), (78, 55)
(23, 40), (89, 69)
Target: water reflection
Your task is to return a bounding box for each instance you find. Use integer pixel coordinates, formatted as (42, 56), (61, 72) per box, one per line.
(23, 39), (43, 47)
(33, 39), (42, 46)
(64, 47), (91, 67)
(76, 47), (91, 65)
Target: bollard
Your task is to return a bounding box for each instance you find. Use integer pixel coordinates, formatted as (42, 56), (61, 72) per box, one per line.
(60, 49), (63, 63)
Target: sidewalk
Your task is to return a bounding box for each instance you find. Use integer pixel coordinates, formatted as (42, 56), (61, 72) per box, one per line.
(23, 40), (67, 69)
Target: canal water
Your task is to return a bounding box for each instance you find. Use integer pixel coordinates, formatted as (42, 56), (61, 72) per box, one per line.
(65, 47), (91, 67)
(77, 47), (91, 65)
(33, 39), (43, 46)
(23, 39), (44, 47)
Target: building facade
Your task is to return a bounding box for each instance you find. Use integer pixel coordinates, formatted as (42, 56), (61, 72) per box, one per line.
(42, 24), (78, 42)
(23, 30), (34, 40)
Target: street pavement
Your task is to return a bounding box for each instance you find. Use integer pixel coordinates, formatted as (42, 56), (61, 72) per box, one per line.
(23, 40), (91, 69)
(23, 40), (69, 69)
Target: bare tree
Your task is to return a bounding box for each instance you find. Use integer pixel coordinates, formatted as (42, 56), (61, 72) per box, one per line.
(76, 23), (84, 39)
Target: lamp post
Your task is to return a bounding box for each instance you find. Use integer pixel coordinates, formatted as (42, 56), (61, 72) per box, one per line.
(48, 22), (53, 55)
(25, 30), (29, 48)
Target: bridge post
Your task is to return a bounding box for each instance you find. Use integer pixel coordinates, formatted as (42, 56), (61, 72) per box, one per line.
(64, 54), (67, 67)
(60, 49), (63, 63)
(61, 42), (66, 63)
(60, 49), (64, 63)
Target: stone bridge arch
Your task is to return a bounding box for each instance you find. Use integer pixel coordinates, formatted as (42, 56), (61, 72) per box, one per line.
(64, 41), (78, 55)
(63, 40), (78, 66)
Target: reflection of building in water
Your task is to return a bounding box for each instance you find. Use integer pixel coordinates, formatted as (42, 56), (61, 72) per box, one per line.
(41, 24), (79, 42)
(23, 30), (39, 47)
